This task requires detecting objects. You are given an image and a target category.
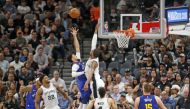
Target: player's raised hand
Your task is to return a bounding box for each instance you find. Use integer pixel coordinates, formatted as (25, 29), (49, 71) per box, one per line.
(70, 27), (79, 37)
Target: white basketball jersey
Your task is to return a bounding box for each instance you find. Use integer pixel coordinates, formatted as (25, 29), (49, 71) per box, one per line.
(94, 98), (110, 109)
(85, 58), (100, 80)
(41, 83), (59, 109)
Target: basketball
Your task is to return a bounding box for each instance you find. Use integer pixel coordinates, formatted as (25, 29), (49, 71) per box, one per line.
(69, 8), (80, 18)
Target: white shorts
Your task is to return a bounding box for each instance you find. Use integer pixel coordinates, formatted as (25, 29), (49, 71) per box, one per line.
(44, 105), (60, 109)
(90, 78), (105, 98)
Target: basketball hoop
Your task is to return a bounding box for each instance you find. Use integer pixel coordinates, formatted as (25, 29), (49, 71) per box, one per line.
(113, 28), (135, 48)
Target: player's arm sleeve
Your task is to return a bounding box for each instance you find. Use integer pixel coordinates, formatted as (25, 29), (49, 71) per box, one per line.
(91, 33), (98, 51)
(72, 64), (84, 77)
(76, 52), (81, 60)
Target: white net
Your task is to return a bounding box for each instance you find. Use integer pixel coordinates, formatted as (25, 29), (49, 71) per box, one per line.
(114, 32), (130, 48)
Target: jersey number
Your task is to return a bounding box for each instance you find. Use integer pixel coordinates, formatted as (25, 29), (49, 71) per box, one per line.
(48, 95), (55, 100)
(98, 106), (102, 109)
(145, 104), (152, 109)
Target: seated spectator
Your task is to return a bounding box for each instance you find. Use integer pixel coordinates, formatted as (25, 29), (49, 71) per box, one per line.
(28, 30), (40, 49)
(173, 73), (183, 88)
(125, 84), (134, 106)
(17, 0), (31, 15)
(147, 69), (159, 85)
(8, 82), (19, 100)
(170, 84), (181, 104)
(38, 38), (52, 57)
(9, 55), (24, 72)
(105, 74), (114, 93)
(57, 84), (71, 109)
(3, 89), (19, 109)
(19, 66), (34, 86)
(111, 85), (121, 102)
(164, 85), (172, 96)
(19, 48), (29, 62)
(0, 34), (10, 48)
(154, 86), (162, 97)
(118, 92), (132, 109)
(50, 71), (67, 91)
(15, 30), (27, 49)
(161, 91), (176, 109)
(176, 86), (190, 109)
(166, 69), (175, 84)
(22, 27), (31, 42)
(33, 45), (49, 75)
(4, 18), (16, 39)
(3, 0), (17, 14)
(115, 73), (125, 92)
(27, 53), (38, 71)
(3, 69), (18, 85)
(0, 80), (7, 104)
(122, 69), (134, 84)
(101, 69), (109, 82)
(3, 46), (14, 62)
(0, 52), (9, 75)
(155, 73), (171, 91)
(111, 68), (118, 81)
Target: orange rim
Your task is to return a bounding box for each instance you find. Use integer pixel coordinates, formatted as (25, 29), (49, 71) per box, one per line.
(113, 28), (135, 38)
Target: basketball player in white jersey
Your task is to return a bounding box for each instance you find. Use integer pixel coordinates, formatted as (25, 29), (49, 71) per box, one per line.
(84, 24), (105, 98)
(86, 87), (117, 109)
(35, 75), (67, 109)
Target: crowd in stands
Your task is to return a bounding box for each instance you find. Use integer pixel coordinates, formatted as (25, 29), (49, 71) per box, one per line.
(0, 0), (189, 109)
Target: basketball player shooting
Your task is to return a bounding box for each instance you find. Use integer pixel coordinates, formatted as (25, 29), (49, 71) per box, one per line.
(35, 75), (67, 109)
(134, 82), (166, 109)
(68, 27), (91, 109)
(84, 24), (105, 98)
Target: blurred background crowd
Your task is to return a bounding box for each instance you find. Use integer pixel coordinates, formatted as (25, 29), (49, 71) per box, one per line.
(0, 0), (190, 109)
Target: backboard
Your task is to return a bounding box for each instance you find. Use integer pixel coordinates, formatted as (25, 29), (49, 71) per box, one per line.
(99, 0), (167, 39)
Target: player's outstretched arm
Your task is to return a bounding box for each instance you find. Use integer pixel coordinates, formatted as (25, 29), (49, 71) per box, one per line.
(71, 27), (80, 52)
(155, 96), (167, 109)
(134, 97), (140, 109)
(35, 88), (43, 109)
(84, 61), (98, 91)
(91, 24), (99, 51)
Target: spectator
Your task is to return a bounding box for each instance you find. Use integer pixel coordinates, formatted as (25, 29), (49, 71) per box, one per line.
(147, 69), (159, 85)
(122, 69), (134, 84)
(156, 73), (171, 91)
(173, 73), (183, 87)
(9, 55), (24, 72)
(111, 85), (121, 102)
(3, 89), (19, 109)
(166, 69), (175, 84)
(154, 86), (162, 97)
(178, 53), (188, 71)
(19, 66), (34, 86)
(33, 45), (49, 75)
(101, 69), (109, 82)
(3, 0), (17, 14)
(28, 30), (40, 49)
(3, 46), (14, 62)
(105, 74), (114, 93)
(38, 38), (52, 57)
(0, 34), (10, 48)
(115, 73), (125, 92)
(4, 18), (16, 39)
(170, 84), (181, 104)
(57, 84), (71, 109)
(176, 86), (190, 109)
(19, 48), (29, 62)
(125, 84), (134, 106)
(15, 30), (27, 49)
(17, 0), (31, 15)
(0, 52), (9, 75)
(118, 92), (132, 109)
(161, 91), (176, 109)
(27, 53), (38, 71)
(50, 71), (67, 91)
